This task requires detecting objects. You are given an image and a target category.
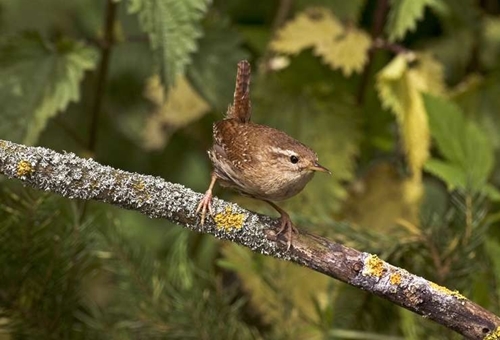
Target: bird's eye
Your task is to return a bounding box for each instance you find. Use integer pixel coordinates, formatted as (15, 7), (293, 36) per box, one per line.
(290, 155), (299, 164)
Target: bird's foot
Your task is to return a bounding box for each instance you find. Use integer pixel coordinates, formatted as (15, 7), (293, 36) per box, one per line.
(196, 190), (214, 226)
(276, 213), (298, 251)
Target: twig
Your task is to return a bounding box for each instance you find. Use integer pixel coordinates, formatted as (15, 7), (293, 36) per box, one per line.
(88, 0), (118, 154)
(356, 0), (389, 104)
(372, 38), (413, 56)
(260, 0), (294, 72)
(0, 139), (499, 340)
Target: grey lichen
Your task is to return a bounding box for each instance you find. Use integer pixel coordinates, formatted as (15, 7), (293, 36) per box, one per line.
(0, 139), (288, 259)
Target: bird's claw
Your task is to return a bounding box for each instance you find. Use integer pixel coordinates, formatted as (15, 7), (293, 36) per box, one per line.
(276, 215), (298, 251)
(196, 191), (214, 225)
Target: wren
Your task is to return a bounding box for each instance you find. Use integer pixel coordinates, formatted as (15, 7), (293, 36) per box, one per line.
(196, 60), (330, 250)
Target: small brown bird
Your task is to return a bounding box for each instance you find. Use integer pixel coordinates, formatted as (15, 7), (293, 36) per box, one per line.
(196, 60), (330, 250)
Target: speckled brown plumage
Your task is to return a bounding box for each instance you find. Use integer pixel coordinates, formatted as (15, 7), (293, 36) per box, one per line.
(196, 60), (329, 250)
(210, 119), (318, 201)
(227, 60), (251, 123)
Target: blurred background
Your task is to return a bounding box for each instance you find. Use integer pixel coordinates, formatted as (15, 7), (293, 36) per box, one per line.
(1, 0), (500, 339)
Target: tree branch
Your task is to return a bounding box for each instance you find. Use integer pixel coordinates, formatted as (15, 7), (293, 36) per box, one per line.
(0, 139), (499, 340)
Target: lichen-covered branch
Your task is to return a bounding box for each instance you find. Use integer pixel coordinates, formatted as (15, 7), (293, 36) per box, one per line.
(0, 139), (499, 340)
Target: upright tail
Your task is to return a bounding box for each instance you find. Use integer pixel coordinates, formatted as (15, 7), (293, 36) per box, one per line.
(226, 60), (252, 123)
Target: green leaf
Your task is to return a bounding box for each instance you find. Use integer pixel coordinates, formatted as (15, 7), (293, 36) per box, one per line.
(483, 184), (500, 202)
(422, 94), (467, 165)
(127, 0), (209, 89)
(423, 94), (495, 192)
(0, 32), (97, 144)
(386, 0), (437, 41)
(424, 159), (466, 190)
(187, 17), (249, 110)
(465, 122), (494, 189)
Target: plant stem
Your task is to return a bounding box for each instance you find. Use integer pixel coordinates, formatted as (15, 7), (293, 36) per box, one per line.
(88, 0), (118, 154)
(356, 0), (388, 105)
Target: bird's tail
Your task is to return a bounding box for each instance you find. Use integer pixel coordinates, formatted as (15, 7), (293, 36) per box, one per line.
(226, 60), (251, 123)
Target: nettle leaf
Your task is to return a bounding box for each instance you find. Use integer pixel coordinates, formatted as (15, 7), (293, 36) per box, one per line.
(386, 0), (438, 42)
(0, 32), (97, 145)
(187, 18), (249, 110)
(376, 53), (444, 176)
(271, 7), (371, 76)
(127, 0), (209, 89)
(315, 26), (372, 76)
(423, 94), (495, 194)
(271, 7), (343, 54)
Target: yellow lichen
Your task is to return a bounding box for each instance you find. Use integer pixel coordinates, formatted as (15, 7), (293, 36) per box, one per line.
(429, 282), (465, 300)
(214, 206), (245, 232)
(484, 326), (500, 340)
(363, 254), (385, 277)
(133, 180), (145, 191)
(389, 272), (402, 285)
(17, 160), (34, 177)
(0, 140), (6, 149)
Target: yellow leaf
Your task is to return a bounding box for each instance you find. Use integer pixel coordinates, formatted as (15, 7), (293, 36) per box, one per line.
(376, 52), (445, 203)
(142, 75), (210, 150)
(271, 8), (371, 76)
(271, 8), (343, 55)
(315, 27), (372, 76)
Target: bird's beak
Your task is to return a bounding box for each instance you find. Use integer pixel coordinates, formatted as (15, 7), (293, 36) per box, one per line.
(309, 162), (331, 174)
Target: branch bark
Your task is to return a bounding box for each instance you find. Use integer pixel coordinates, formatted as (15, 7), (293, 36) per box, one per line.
(0, 139), (499, 340)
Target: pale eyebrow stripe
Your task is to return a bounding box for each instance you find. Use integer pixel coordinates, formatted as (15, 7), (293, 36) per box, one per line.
(270, 146), (297, 157)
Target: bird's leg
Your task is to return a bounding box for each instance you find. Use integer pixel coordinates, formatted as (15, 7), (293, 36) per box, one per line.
(196, 172), (217, 225)
(264, 200), (298, 251)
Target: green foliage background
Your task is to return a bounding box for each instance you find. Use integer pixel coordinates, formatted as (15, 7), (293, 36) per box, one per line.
(1, 0), (500, 338)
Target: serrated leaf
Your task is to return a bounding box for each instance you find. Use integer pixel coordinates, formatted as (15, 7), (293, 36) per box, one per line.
(271, 8), (371, 76)
(376, 53), (445, 208)
(315, 26), (372, 76)
(376, 53), (444, 177)
(271, 7), (344, 55)
(127, 0), (209, 89)
(0, 33), (97, 144)
(423, 94), (495, 192)
(142, 74), (210, 150)
(386, 0), (437, 41)
(187, 17), (249, 110)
